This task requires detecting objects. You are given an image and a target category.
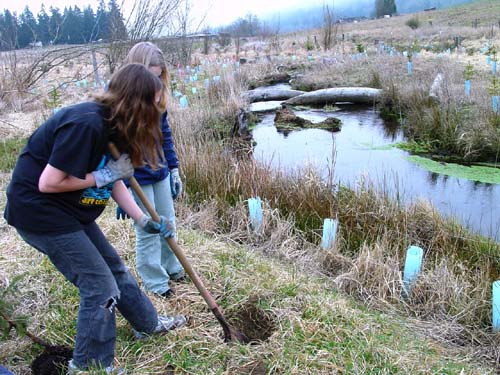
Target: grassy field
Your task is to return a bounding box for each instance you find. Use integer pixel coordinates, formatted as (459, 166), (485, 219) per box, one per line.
(1, 0), (500, 373)
(0, 200), (498, 374)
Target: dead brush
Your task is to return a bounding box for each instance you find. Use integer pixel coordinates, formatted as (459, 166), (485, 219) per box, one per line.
(321, 247), (353, 278)
(334, 241), (402, 305)
(404, 258), (491, 327)
(176, 200), (220, 235)
(405, 199), (456, 250)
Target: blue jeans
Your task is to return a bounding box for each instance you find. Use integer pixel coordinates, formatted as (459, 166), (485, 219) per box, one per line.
(17, 222), (158, 369)
(132, 176), (183, 294)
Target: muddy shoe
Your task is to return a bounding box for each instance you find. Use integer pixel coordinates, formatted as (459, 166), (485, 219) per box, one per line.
(133, 315), (187, 340)
(67, 359), (126, 375)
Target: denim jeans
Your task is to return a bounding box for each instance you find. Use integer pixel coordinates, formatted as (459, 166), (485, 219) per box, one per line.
(131, 176), (184, 294)
(17, 222), (158, 369)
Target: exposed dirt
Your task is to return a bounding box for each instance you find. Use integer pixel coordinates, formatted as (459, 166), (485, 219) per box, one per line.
(31, 345), (73, 375)
(230, 295), (276, 343)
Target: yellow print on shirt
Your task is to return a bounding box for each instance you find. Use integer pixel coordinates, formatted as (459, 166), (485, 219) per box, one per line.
(79, 186), (112, 206)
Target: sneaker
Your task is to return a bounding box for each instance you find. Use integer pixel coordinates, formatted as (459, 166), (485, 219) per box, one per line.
(133, 315), (187, 340)
(158, 289), (174, 299)
(68, 359), (126, 375)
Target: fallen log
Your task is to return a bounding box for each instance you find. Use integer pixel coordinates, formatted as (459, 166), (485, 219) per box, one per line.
(284, 87), (382, 106)
(243, 88), (305, 103)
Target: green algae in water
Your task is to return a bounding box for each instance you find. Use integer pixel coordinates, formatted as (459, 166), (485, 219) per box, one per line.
(407, 155), (500, 184)
(360, 142), (396, 150)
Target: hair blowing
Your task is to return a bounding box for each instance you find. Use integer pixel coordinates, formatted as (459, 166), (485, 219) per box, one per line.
(122, 41), (169, 111)
(94, 63), (163, 169)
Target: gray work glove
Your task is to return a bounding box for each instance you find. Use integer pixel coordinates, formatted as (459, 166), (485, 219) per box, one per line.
(92, 154), (134, 188)
(136, 214), (175, 238)
(170, 168), (182, 200)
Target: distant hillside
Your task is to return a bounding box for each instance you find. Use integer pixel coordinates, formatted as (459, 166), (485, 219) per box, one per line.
(396, 0), (474, 13)
(260, 0), (475, 32)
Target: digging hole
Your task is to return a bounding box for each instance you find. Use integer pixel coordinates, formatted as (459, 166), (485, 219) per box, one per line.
(31, 345), (73, 375)
(229, 295), (276, 343)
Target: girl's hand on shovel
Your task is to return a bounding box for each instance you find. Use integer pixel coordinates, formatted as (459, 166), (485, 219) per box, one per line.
(136, 214), (175, 238)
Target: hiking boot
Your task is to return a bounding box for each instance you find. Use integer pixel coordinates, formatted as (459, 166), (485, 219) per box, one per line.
(67, 359), (126, 375)
(133, 314), (187, 340)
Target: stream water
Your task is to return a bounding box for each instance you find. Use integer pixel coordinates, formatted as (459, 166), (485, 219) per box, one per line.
(251, 103), (500, 242)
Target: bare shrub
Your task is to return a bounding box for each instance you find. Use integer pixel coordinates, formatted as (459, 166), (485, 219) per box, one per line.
(335, 242), (402, 304)
(405, 258), (491, 328)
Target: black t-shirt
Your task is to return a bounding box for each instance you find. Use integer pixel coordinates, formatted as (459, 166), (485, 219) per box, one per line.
(4, 102), (114, 234)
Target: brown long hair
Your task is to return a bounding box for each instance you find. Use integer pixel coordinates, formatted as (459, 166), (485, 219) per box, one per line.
(122, 41), (169, 111)
(94, 63), (163, 168)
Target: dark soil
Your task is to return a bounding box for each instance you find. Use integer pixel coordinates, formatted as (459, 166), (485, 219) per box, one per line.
(31, 345), (73, 375)
(230, 295), (276, 343)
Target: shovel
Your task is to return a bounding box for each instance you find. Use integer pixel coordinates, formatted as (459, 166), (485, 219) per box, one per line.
(108, 143), (248, 344)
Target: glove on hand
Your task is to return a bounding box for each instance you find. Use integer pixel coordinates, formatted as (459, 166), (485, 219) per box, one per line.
(116, 206), (130, 220)
(170, 168), (182, 200)
(92, 154), (134, 188)
(137, 215), (175, 238)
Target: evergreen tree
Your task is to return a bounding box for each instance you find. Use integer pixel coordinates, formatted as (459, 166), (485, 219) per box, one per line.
(0, 10), (19, 49)
(48, 6), (63, 44)
(107, 0), (127, 40)
(37, 5), (51, 45)
(18, 6), (37, 47)
(375, 0), (397, 17)
(82, 5), (97, 43)
(62, 6), (84, 44)
(95, 0), (109, 41)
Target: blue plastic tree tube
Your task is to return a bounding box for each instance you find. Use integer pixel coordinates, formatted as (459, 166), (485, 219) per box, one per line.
(180, 95), (188, 108)
(465, 80), (471, 96)
(407, 61), (413, 75)
(493, 96), (499, 113)
(403, 246), (423, 292)
(493, 281), (500, 331)
(321, 218), (338, 250)
(248, 197), (263, 232)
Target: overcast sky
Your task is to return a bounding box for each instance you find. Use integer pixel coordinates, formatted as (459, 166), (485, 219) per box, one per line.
(3, 0), (331, 27)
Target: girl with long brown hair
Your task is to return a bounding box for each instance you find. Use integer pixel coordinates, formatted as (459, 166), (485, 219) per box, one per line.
(4, 63), (186, 375)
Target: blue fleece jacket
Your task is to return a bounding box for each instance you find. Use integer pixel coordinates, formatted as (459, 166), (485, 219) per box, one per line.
(132, 112), (179, 186)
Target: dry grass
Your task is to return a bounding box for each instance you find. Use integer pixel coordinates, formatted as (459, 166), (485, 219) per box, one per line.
(1, 1), (500, 372)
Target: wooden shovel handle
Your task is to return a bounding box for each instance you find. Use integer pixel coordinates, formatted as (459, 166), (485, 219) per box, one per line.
(108, 143), (219, 310)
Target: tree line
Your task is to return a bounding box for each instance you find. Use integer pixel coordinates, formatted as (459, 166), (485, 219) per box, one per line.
(0, 0), (127, 51)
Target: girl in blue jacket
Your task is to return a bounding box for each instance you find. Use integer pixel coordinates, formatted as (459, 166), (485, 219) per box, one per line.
(118, 42), (185, 298)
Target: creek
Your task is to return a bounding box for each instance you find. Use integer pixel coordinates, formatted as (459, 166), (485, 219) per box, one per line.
(250, 101), (500, 242)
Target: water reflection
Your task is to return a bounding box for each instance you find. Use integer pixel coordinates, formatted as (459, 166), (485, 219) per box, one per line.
(251, 105), (500, 242)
